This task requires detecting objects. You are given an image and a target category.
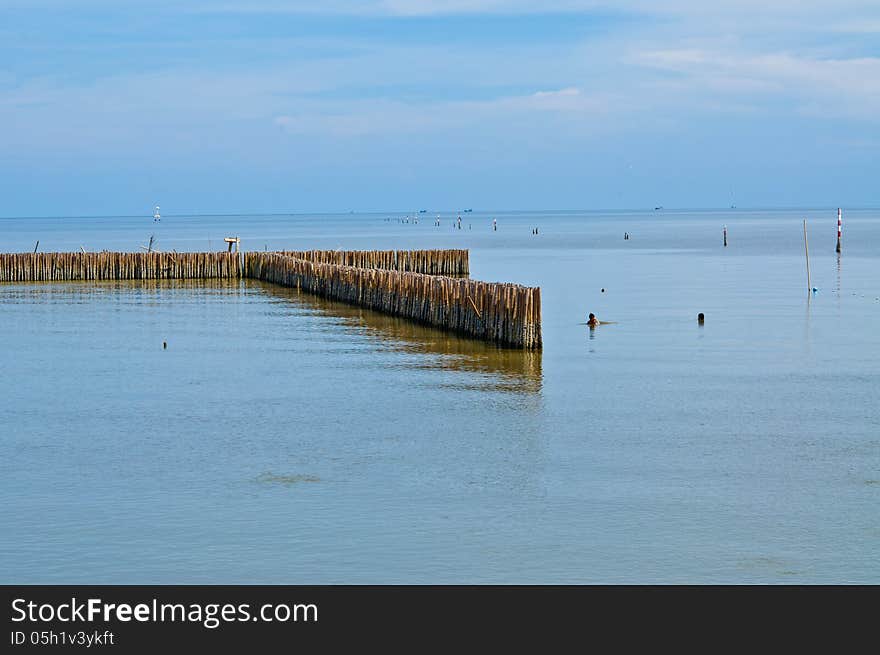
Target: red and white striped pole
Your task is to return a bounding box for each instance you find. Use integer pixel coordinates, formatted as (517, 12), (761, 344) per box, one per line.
(836, 208), (842, 253)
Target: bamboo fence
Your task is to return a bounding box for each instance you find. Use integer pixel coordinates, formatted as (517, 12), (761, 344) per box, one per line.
(1, 249), (540, 348)
(246, 253), (541, 349)
(276, 249), (469, 275)
(0, 252), (241, 282)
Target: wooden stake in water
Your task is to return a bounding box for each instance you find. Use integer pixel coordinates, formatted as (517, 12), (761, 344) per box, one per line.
(803, 219), (812, 293)
(723, 225), (728, 247)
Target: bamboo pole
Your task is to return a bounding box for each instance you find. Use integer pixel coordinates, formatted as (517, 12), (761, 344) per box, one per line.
(803, 219), (812, 293)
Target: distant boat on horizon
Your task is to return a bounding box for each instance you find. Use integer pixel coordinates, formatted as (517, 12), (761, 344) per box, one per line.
(463, 208), (473, 213)
(418, 209), (427, 213)
(153, 205), (161, 222)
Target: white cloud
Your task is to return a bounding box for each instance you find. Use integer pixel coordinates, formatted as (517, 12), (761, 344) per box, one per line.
(830, 18), (880, 33)
(635, 48), (880, 119)
(178, 0), (880, 28)
(2, 0), (879, 161)
(273, 87), (610, 137)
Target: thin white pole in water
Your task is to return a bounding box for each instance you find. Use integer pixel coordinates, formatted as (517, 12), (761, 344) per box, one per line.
(836, 207), (842, 253)
(803, 219), (811, 292)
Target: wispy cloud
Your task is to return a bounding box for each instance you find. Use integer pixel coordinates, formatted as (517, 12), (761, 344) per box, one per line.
(273, 87), (609, 137)
(635, 48), (880, 119)
(1, 0), (878, 212)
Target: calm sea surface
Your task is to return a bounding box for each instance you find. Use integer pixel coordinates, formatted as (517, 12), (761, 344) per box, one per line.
(1, 209), (878, 583)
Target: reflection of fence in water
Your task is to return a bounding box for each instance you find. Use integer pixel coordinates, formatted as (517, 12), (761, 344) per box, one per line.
(0, 278), (250, 308)
(255, 280), (542, 395)
(0, 273), (542, 393)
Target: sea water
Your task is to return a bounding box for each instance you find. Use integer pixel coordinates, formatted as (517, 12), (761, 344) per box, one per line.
(0, 209), (877, 582)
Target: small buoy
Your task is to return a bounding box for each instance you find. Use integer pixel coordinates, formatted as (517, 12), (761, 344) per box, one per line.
(601, 288), (605, 293)
(163, 341), (167, 349)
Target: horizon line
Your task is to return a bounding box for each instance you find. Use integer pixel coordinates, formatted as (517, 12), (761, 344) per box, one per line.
(0, 205), (874, 221)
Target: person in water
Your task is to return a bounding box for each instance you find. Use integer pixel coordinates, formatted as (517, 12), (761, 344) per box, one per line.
(587, 313), (600, 327)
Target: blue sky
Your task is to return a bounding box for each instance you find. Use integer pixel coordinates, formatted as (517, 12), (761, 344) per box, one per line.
(1, 0), (878, 215)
